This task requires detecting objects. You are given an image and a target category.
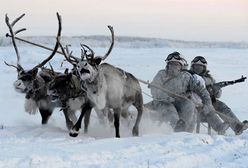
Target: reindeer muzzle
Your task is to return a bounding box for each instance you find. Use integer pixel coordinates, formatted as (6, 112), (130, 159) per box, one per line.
(80, 68), (90, 74)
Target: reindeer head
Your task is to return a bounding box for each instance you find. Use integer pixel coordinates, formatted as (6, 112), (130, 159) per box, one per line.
(47, 71), (81, 103)
(4, 13), (62, 93)
(57, 25), (114, 83)
(14, 68), (39, 93)
(76, 54), (102, 82)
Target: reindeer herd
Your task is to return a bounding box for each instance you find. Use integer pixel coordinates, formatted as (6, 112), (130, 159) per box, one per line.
(4, 13), (144, 138)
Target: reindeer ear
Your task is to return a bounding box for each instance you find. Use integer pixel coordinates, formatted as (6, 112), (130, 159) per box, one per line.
(64, 68), (69, 74)
(67, 73), (73, 79)
(31, 68), (38, 77)
(94, 57), (102, 65)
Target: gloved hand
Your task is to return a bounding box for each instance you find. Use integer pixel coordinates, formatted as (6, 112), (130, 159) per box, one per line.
(202, 104), (215, 115)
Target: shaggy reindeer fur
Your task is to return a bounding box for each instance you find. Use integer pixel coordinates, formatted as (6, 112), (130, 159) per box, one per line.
(47, 72), (92, 133)
(57, 25), (143, 137)
(75, 62), (143, 138)
(4, 13), (78, 128)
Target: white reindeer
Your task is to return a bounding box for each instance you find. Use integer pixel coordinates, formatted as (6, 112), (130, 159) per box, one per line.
(57, 26), (143, 137)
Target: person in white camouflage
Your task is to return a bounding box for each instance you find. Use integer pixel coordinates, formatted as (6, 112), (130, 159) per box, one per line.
(145, 51), (229, 134)
(190, 56), (248, 135)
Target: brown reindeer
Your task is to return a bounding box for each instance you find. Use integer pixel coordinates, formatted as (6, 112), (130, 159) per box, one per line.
(3, 13), (76, 128)
(47, 68), (92, 134)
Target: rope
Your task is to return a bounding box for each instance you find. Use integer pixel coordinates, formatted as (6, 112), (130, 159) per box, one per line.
(138, 78), (188, 100)
(10, 35), (244, 128)
(106, 70), (243, 126)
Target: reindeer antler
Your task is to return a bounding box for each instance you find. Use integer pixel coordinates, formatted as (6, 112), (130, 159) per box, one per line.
(4, 61), (22, 70)
(81, 48), (86, 60)
(48, 62), (55, 74)
(80, 43), (95, 61)
(79, 25), (114, 62)
(5, 13), (26, 71)
(59, 25), (114, 66)
(30, 12), (62, 71)
(57, 38), (80, 66)
(101, 25), (114, 60)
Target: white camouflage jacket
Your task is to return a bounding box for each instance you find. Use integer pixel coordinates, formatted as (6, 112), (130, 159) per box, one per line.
(150, 69), (212, 105)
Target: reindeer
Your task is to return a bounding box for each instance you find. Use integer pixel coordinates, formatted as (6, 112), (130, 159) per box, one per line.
(57, 26), (143, 138)
(47, 67), (92, 133)
(3, 13), (77, 128)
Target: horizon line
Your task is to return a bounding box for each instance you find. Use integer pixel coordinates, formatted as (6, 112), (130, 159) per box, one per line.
(1, 35), (247, 44)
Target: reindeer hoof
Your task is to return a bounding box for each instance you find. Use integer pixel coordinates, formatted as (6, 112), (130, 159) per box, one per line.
(69, 128), (79, 137)
(69, 132), (79, 137)
(84, 129), (88, 134)
(132, 127), (139, 136)
(41, 120), (48, 125)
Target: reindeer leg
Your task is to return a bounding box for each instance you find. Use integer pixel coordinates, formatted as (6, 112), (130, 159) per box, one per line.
(132, 94), (143, 136)
(83, 106), (92, 134)
(69, 111), (84, 137)
(63, 109), (74, 130)
(113, 108), (121, 138)
(69, 103), (92, 137)
(39, 108), (52, 125)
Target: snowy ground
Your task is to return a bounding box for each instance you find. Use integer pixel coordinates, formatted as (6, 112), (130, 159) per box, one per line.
(0, 46), (248, 168)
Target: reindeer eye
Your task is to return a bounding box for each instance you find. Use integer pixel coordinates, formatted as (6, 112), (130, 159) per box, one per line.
(84, 63), (88, 66)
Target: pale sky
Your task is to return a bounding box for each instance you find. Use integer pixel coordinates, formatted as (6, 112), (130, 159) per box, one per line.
(0, 0), (247, 42)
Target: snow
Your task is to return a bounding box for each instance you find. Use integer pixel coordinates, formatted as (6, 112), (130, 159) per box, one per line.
(1, 46), (248, 168)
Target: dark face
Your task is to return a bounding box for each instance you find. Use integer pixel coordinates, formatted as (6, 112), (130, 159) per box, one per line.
(192, 64), (205, 75)
(48, 73), (74, 102)
(166, 61), (182, 77)
(39, 68), (60, 83)
(77, 57), (102, 82)
(14, 69), (38, 93)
